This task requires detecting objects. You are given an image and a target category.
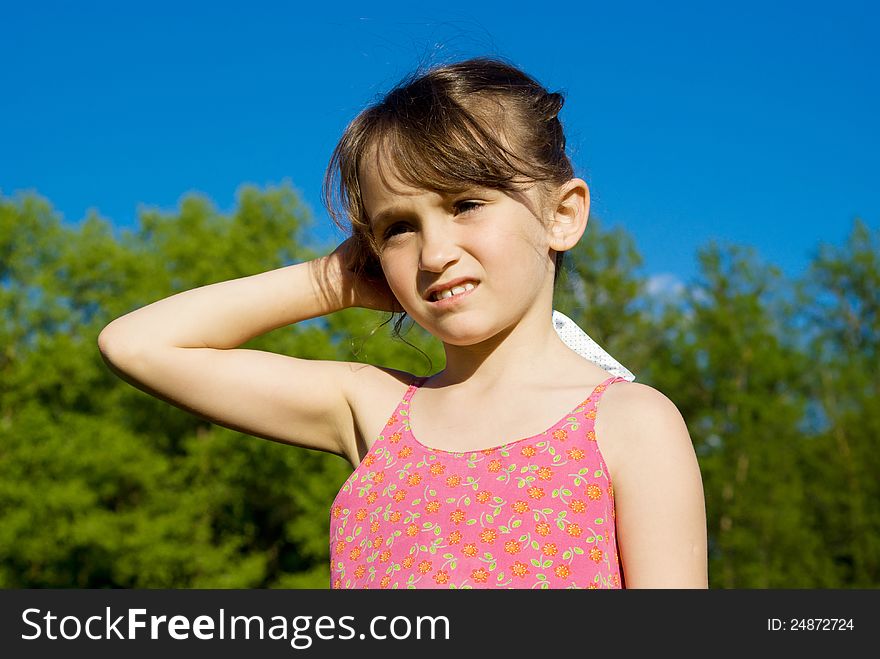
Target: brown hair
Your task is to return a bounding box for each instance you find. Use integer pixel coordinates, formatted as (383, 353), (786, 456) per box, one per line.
(322, 55), (575, 343)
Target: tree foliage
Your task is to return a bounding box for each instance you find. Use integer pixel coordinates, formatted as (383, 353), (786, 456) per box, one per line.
(1, 185), (876, 588)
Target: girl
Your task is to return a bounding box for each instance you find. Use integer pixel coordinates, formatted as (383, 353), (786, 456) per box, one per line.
(98, 56), (707, 589)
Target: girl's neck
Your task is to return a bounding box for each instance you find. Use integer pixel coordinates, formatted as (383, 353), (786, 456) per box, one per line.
(430, 315), (574, 393)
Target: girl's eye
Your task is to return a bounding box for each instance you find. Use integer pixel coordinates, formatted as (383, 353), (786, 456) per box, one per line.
(383, 223), (410, 239)
(455, 200), (484, 214)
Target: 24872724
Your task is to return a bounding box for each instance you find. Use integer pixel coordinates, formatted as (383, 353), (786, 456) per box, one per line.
(767, 618), (854, 631)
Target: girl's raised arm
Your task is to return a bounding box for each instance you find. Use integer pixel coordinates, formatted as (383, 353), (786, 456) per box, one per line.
(97, 240), (396, 462)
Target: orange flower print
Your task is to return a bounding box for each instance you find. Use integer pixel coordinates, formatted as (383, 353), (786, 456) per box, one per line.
(535, 522), (552, 537)
(511, 561), (529, 577)
(355, 565), (366, 578)
(569, 499), (587, 514)
(449, 509), (466, 525)
(479, 528), (497, 544)
(398, 446), (413, 459)
(355, 508), (367, 521)
(433, 570), (450, 585)
(373, 472), (385, 484)
(366, 491), (378, 504)
(585, 409), (596, 420)
(332, 505), (343, 518)
(448, 530), (462, 544)
(586, 430), (597, 442)
(481, 449), (495, 456)
(504, 540), (521, 554)
(380, 575), (392, 588)
(370, 520), (380, 533)
(349, 547), (362, 561)
(402, 556), (415, 569)
(393, 490), (408, 503)
(335, 540), (346, 553)
(425, 500), (441, 514)
(406, 524), (419, 537)
(386, 415), (397, 427)
(476, 490), (492, 504)
(463, 543), (478, 557)
(521, 445), (537, 457)
(552, 428), (568, 441)
(512, 500), (530, 514)
(589, 547), (604, 563)
(586, 484), (602, 501)
(554, 564), (571, 579)
(471, 568), (489, 583)
(430, 463), (446, 476)
(445, 475), (462, 487)
(418, 560), (433, 574)
(487, 459), (503, 473)
(333, 577), (341, 589)
(588, 583), (599, 589)
(608, 483), (614, 498)
(390, 510), (402, 523)
(528, 486), (545, 500)
(566, 447), (585, 461)
(541, 543), (558, 557)
(372, 536), (383, 549)
(388, 431), (402, 444)
(611, 574), (620, 587)
(379, 549), (391, 562)
(566, 523), (583, 538)
(536, 467), (553, 481)
(407, 473), (422, 487)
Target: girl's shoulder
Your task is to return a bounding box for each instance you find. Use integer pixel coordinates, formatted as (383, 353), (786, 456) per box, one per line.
(596, 380), (695, 482)
(602, 380), (688, 433)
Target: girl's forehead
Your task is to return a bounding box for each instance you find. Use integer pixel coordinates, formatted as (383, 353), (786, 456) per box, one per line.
(358, 143), (460, 215)
(359, 154), (432, 210)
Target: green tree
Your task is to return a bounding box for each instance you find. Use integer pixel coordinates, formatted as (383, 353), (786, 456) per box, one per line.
(795, 218), (880, 586)
(1, 185), (368, 586)
(1, 184), (877, 588)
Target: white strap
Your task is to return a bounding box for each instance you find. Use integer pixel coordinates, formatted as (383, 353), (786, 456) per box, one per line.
(552, 309), (636, 382)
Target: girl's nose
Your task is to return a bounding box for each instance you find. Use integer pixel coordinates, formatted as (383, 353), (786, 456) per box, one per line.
(418, 224), (460, 272)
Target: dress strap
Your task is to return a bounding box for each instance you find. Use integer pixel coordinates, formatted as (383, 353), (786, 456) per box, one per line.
(591, 375), (628, 406)
(404, 375), (429, 403)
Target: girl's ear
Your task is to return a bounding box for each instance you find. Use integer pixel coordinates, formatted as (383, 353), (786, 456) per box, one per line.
(547, 178), (590, 252)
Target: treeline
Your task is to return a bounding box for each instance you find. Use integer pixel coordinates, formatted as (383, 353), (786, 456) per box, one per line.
(0, 183), (876, 588)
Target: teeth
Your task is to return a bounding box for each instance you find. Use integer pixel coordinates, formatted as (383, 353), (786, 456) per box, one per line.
(433, 282), (476, 301)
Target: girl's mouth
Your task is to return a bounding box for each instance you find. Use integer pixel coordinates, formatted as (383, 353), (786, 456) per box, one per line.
(429, 282), (478, 308)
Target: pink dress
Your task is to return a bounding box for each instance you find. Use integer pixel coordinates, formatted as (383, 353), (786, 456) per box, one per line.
(329, 374), (628, 589)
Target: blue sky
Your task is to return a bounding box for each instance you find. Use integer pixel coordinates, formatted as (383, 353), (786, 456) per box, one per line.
(2, 0), (877, 292)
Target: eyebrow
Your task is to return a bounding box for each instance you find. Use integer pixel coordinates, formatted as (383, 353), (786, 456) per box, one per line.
(370, 207), (404, 232)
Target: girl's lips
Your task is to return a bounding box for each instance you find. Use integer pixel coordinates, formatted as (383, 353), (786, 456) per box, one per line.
(428, 283), (478, 309)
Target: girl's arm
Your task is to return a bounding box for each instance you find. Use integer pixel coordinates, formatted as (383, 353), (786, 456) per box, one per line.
(97, 241), (397, 461)
(606, 384), (709, 588)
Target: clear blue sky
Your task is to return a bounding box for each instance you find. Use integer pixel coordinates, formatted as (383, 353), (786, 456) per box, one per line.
(2, 0), (877, 292)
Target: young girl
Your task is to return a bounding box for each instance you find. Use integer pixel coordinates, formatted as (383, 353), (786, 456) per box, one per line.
(98, 56), (707, 589)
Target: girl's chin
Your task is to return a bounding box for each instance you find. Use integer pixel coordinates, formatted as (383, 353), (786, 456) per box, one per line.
(416, 319), (498, 345)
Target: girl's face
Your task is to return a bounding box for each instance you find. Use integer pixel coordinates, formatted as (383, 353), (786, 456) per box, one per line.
(358, 153), (557, 346)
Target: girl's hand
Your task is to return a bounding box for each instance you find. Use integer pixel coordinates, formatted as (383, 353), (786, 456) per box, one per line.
(329, 237), (403, 313)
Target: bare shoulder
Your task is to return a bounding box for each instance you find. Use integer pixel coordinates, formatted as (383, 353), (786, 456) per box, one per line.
(597, 380), (693, 472)
(342, 363), (419, 466)
(597, 380), (708, 588)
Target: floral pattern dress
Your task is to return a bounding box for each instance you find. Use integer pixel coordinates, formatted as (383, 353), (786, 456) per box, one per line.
(329, 375), (627, 589)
